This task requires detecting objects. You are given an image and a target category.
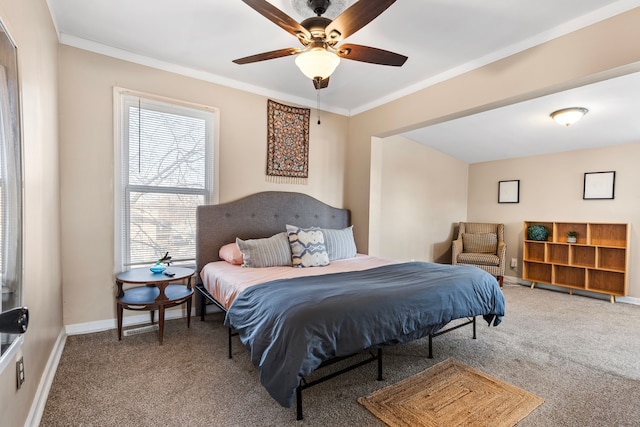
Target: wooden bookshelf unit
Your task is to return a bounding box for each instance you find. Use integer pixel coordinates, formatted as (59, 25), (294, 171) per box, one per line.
(523, 221), (630, 303)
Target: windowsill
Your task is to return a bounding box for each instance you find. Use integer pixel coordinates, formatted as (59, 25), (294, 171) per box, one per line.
(0, 335), (23, 374)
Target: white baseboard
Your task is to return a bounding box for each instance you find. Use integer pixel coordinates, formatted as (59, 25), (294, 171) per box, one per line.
(65, 307), (194, 336)
(64, 303), (221, 336)
(503, 275), (521, 285)
(25, 329), (66, 427)
(616, 295), (640, 305)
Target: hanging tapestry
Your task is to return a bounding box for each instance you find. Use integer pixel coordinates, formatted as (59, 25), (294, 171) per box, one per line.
(266, 99), (310, 184)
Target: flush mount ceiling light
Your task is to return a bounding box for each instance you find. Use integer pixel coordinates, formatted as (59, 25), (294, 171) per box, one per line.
(550, 107), (589, 126)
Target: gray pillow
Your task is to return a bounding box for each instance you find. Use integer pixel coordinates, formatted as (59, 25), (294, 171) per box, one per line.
(236, 232), (292, 268)
(322, 226), (357, 261)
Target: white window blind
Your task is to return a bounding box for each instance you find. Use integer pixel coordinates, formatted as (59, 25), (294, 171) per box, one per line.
(117, 92), (215, 270)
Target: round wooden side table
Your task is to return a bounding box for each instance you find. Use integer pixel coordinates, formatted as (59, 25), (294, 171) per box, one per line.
(115, 266), (194, 345)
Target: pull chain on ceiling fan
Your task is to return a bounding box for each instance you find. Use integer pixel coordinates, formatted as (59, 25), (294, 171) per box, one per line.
(233, 0), (408, 90)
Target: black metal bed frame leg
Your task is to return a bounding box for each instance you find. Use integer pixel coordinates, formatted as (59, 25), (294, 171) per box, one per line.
(428, 316), (477, 359)
(473, 317), (477, 339)
(296, 385), (303, 420)
(194, 284), (236, 358)
(200, 297), (205, 320)
(294, 349), (383, 421)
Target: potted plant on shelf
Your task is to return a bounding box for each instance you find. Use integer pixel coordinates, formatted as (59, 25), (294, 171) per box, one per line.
(527, 225), (549, 241)
(567, 231), (577, 244)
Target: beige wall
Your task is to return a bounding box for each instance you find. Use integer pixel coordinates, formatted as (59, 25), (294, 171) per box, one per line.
(58, 46), (349, 327)
(370, 135), (468, 263)
(0, 0), (62, 425)
(468, 142), (640, 298)
(346, 8), (640, 254)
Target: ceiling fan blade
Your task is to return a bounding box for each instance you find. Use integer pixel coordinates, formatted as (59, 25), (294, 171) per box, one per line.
(233, 47), (303, 65)
(336, 44), (407, 66)
(313, 77), (330, 90)
(325, 0), (397, 42)
(242, 0), (311, 40)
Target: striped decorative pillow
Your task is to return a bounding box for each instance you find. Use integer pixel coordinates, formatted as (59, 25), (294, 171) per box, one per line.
(236, 232), (292, 268)
(462, 233), (497, 254)
(286, 224), (330, 267)
(321, 226), (357, 261)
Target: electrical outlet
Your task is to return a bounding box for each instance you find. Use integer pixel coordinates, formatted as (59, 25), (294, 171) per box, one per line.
(16, 356), (24, 389)
(510, 258), (517, 268)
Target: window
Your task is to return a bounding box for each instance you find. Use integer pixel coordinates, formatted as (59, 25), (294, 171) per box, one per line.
(0, 22), (24, 363)
(115, 89), (217, 272)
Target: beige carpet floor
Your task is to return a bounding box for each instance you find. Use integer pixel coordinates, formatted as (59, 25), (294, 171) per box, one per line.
(41, 284), (640, 426)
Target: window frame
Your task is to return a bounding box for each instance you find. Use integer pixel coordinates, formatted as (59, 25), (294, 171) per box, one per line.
(0, 20), (25, 371)
(113, 87), (219, 273)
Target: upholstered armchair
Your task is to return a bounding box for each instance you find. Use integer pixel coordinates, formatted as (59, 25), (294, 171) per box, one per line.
(452, 222), (506, 287)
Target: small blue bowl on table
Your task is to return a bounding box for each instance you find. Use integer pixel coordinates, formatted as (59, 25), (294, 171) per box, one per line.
(149, 263), (166, 274)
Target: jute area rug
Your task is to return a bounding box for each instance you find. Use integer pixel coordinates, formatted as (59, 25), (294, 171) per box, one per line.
(358, 358), (543, 427)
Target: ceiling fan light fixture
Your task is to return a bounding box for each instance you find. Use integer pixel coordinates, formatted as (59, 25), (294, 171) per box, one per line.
(295, 48), (340, 80)
(291, 0), (350, 19)
(550, 107), (589, 126)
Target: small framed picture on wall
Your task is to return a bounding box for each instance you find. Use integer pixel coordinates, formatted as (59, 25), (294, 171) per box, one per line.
(583, 171), (615, 200)
(498, 180), (520, 203)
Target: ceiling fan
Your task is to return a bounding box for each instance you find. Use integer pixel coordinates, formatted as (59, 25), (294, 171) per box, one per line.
(233, 0), (408, 90)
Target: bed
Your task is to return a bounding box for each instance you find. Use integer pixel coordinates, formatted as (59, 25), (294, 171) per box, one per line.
(195, 191), (505, 420)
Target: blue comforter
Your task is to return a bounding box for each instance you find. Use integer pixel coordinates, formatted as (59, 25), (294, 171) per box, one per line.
(224, 261), (505, 407)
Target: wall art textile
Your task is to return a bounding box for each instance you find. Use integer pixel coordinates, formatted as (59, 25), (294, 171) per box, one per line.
(266, 99), (310, 184)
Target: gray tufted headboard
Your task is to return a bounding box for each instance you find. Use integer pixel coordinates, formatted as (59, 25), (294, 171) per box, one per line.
(195, 191), (350, 281)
